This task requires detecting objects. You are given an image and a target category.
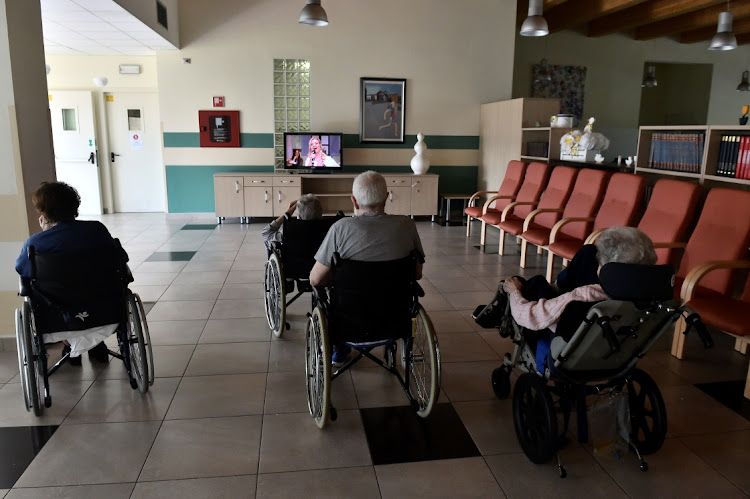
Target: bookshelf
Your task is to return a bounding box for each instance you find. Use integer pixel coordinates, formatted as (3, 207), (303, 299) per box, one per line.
(520, 127), (569, 162)
(635, 125), (750, 188)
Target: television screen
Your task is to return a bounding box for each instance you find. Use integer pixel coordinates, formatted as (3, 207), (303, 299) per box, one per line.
(283, 132), (342, 171)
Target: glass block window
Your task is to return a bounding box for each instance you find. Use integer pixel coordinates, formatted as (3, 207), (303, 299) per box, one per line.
(273, 58), (311, 169)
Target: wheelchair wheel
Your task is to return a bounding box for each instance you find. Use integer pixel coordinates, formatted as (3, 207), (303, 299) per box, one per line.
(407, 305), (440, 418)
(264, 253), (286, 338)
(305, 306), (331, 429)
(513, 372), (557, 464)
(16, 302), (42, 416)
(133, 293), (155, 387)
(125, 291), (151, 394)
(626, 368), (666, 455)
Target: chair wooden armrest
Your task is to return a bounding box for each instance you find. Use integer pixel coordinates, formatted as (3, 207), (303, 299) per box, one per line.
(501, 201), (537, 222)
(681, 259), (750, 301)
(652, 241), (687, 249)
(584, 228), (606, 245)
(522, 208), (564, 232)
(549, 217), (594, 245)
(468, 190), (495, 207)
(482, 194), (514, 214)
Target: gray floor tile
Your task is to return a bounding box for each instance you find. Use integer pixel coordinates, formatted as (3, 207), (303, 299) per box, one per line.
(166, 373), (266, 419)
(256, 467), (378, 499)
(131, 476), (255, 499)
(185, 342), (270, 376)
(200, 318), (272, 343)
(264, 370), (357, 414)
(5, 484), (135, 499)
(147, 320), (206, 345)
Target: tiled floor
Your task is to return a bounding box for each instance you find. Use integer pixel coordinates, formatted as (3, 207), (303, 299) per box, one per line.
(1, 213), (749, 498)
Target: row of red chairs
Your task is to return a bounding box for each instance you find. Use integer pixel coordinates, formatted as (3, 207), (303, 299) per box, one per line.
(465, 160), (750, 399)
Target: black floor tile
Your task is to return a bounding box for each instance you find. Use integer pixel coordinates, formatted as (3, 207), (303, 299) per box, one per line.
(695, 379), (750, 422)
(359, 403), (480, 465)
(181, 224), (218, 230)
(0, 425), (58, 488)
(145, 251), (196, 262)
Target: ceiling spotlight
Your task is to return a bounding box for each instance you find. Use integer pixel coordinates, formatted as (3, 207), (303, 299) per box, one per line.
(92, 77), (108, 88)
(709, 11), (737, 51)
(738, 70), (750, 92)
(642, 65), (658, 88)
(520, 0), (549, 37)
(299, 0), (328, 26)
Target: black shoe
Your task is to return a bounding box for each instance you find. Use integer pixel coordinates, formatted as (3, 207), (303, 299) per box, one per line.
(88, 342), (109, 363)
(62, 344), (82, 366)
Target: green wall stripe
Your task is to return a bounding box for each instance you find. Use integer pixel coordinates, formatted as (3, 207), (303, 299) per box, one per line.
(163, 133), (274, 148)
(165, 164), (477, 213)
(164, 132), (478, 150)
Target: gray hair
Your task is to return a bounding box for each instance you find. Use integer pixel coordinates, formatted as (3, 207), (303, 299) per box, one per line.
(296, 194), (322, 220)
(352, 170), (387, 207)
(595, 226), (657, 267)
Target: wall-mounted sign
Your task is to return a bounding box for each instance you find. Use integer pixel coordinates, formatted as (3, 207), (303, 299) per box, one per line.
(198, 110), (240, 148)
(213, 96), (225, 107)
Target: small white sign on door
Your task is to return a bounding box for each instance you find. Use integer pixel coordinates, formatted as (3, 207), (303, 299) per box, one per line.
(130, 132), (143, 150)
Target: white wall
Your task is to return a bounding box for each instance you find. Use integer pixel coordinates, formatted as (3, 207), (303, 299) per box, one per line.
(158, 0), (516, 135)
(513, 31), (750, 158)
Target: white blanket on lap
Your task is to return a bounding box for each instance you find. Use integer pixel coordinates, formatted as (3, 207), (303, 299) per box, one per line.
(43, 324), (118, 357)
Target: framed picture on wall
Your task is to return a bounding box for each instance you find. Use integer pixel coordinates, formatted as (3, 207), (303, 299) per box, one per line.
(359, 77), (406, 143)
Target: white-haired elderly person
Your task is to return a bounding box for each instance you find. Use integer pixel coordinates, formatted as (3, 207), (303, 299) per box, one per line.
(310, 170), (425, 363)
(261, 193), (323, 244)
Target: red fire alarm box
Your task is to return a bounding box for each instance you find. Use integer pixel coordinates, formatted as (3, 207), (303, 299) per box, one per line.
(213, 96), (224, 107)
(199, 110), (240, 147)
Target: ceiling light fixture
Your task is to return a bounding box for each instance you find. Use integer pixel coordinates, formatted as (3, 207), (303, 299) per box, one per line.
(709, 10), (737, 50)
(92, 77), (108, 88)
(520, 0), (549, 37)
(738, 70), (750, 92)
(299, 0), (328, 26)
(642, 65), (658, 88)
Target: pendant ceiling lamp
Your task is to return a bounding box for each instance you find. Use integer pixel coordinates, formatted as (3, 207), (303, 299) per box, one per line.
(299, 0), (328, 26)
(642, 65), (658, 88)
(709, 10), (737, 50)
(520, 0), (548, 37)
(738, 70), (750, 92)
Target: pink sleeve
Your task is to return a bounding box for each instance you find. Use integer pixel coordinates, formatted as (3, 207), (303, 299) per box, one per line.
(508, 285), (609, 332)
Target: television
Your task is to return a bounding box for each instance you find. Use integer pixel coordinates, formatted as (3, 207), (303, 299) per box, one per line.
(283, 132), (343, 172)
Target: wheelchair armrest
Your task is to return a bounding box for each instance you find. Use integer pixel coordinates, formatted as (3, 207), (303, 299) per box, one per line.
(413, 282), (425, 298)
(18, 277), (32, 297)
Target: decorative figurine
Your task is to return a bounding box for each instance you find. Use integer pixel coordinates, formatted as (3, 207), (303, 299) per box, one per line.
(741, 105), (749, 125)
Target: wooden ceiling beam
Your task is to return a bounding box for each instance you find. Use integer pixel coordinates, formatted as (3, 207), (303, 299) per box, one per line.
(545, 0), (646, 32)
(635, 3), (750, 40)
(737, 32), (750, 46)
(586, 0), (726, 37)
(679, 16), (750, 44)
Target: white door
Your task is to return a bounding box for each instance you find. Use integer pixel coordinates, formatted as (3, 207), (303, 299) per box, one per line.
(48, 91), (103, 215)
(105, 92), (165, 212)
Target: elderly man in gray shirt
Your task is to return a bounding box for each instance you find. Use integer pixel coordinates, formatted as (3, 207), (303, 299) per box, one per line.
(310, 170), (424, 286)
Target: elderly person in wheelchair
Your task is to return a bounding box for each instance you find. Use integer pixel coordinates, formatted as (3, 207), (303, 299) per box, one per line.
(474, 226), (711, 476)
(14, 182), (153, 416)
(305, 171), (438, 428)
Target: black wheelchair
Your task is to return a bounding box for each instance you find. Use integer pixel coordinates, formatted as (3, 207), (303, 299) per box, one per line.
(305, 252), (441, 429)
(15, 243), (153, 416)
(264, 214), (342, 337)
(473, 263), (711, 477)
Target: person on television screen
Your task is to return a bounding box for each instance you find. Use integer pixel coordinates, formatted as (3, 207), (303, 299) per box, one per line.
(305, 136), (339, 167)
(287, 149), (301, 167)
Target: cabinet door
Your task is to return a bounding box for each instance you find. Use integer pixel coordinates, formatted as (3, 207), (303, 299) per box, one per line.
(411, 176), (439, 215)
(386, 186), (411, 216)
(244, 186), (273, 217)
(214, 177), (244, 217)
(273, 186), (303, 216)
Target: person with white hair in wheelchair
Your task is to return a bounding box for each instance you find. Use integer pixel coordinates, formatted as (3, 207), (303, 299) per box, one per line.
(261, 193), (324, 244)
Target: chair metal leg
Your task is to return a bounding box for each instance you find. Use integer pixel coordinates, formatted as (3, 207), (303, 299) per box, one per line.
(520, 239), (528, 268)
(498, 229), (506, 255)
(671, 316), (687, 359)
(466, 216), (472, 237)
(546, 252), (555, 282)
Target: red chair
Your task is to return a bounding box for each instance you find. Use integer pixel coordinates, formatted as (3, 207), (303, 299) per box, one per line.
(545, 173), (645, 281)
(496, 166), (578, 255)
(465, 160), (526, 243)
(520, 168), (609, 268)
(482, 162), (550, 255)
(672, 188), (750, 359)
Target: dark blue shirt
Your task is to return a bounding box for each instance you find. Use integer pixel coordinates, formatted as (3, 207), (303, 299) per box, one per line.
(15, 220), (126, 278)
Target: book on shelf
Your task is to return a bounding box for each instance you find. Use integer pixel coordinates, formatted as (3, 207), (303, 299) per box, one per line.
(647, 131), (703, 173)
(526, 141), (549, 158)
(714, 134), (750, 179)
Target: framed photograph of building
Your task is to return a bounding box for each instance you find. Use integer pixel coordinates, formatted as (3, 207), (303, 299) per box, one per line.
(359, 77), (406, 143)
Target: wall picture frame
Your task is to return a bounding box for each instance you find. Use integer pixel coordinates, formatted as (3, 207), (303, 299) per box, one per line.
(359, 77), (406, 143)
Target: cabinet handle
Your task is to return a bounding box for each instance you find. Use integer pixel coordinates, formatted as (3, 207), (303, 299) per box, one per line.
(265, 191), (268, 203)
(278, 191), (282, 202)
(389, 190), (393, 202)
(234, 180), (239, 193)
(281, 180), (292, 183)
(251, 180), (264, 183)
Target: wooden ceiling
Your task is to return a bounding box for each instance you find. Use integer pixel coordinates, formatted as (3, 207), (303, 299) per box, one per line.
(517, 0), (750, 46)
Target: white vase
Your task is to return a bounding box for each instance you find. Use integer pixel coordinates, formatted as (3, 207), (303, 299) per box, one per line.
(410, 132), (430, 175)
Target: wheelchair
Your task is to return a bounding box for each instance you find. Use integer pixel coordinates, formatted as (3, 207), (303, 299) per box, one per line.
(264, 214), (342, 337)
(15, 243), (154, 416)
(305, 252), (441, 429)
(473, 263), (712, 477)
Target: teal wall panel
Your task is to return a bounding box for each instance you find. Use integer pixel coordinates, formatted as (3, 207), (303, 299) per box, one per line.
(163, 133), (273, 148)
(166, 165), (273, 213)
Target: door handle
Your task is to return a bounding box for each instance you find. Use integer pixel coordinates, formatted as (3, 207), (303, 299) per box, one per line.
(88, 152), (95, 164)
(111, 152), (120, 162)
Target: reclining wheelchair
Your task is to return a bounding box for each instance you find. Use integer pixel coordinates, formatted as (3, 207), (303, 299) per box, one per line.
(264, 214), (343, 337)
(473, 263), (711, 477)
(15, 243), (154, 416)
(306, 252), (441, 429)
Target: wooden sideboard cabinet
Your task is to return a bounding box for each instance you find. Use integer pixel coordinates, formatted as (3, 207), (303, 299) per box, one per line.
(213, 172), (439, 222)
